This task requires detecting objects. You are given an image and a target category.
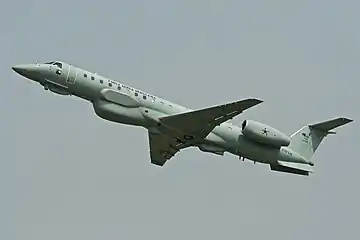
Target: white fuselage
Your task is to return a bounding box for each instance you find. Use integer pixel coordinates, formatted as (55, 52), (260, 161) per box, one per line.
(13, 61), (308, 166)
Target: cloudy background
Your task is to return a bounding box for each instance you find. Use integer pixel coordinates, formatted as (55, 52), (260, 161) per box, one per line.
(2, 1), (359, 239)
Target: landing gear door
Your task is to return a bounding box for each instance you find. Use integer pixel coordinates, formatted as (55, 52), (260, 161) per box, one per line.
(66, 65), (77, 84)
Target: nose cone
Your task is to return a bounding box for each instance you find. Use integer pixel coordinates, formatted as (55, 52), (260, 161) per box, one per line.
(12, 64), (44, 82)
(12, 64), (36, 76)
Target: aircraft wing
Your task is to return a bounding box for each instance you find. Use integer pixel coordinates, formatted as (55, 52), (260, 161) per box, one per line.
(159, 98), (263, 139)
(148, 130), (192, 166)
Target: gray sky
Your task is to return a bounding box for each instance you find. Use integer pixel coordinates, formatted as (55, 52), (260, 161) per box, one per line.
(2, 1), (359, 239)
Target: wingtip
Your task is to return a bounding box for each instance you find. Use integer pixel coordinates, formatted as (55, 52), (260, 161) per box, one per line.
(241, 98), (263, 109)
(341, 117), (354, 123)
(249, 98), (264, 104)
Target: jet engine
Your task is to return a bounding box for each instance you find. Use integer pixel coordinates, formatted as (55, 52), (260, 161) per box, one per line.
(241, 120), (290, 148)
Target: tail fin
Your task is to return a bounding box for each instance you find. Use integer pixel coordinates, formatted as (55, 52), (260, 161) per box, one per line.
(288, 117), (353, 160)
(271, 117), (353, 176)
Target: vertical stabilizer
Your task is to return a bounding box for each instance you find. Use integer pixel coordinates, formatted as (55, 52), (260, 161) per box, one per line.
(288, 117), (353, 160)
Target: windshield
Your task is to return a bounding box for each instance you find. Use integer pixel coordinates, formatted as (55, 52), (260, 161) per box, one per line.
(44, 61), (63, 68)
(53, 62), (62, 68)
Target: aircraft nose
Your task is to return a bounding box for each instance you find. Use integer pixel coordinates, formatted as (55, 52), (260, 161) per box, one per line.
(12, 64), (35, 76)
(12, 64), (43, 81)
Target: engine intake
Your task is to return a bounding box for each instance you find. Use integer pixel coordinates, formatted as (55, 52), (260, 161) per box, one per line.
(241, 120), (290, 148)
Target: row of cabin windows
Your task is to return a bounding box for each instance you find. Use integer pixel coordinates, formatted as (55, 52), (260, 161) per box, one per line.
(45, 64), (173, 107)
(82, 72), (152, 101)
(135, 92), (148, 100)
(83, 73), (121, 90)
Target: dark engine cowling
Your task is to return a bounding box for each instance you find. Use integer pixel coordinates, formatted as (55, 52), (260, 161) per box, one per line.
(241, 120), (290, 148)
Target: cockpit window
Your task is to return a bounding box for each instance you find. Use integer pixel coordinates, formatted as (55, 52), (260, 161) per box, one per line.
(53, 62), (62, 68)
(43, 61), (62, 69)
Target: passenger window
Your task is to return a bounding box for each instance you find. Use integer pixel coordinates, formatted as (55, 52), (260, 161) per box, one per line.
(135, 92), (138, 96)
(117, 86), (121, 90)
(91, 76), (95, 80)
(100, 80), (103, 84)
(108, 83), (112, 87)
(54, 62), (62, 69)
(84, 73), (87, 78)
(143, 95), (147, 100)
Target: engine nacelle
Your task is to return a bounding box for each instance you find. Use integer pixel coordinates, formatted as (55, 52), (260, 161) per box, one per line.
(241, 120), (290, 148)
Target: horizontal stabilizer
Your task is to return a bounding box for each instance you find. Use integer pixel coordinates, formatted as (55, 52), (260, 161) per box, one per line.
(309, 117), (353, 134)
(270, 161), (313, 176)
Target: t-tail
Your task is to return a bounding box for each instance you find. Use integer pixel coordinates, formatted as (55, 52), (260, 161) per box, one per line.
(271, 117), (353, 176)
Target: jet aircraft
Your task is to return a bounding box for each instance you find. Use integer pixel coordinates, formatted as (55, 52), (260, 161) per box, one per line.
(12, 61), (353, 176)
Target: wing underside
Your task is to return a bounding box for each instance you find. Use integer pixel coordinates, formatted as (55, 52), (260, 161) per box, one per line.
(148, 130), (191, 166)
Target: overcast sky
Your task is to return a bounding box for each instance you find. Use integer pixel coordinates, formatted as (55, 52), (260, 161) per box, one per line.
(2, 1), (359, 239)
